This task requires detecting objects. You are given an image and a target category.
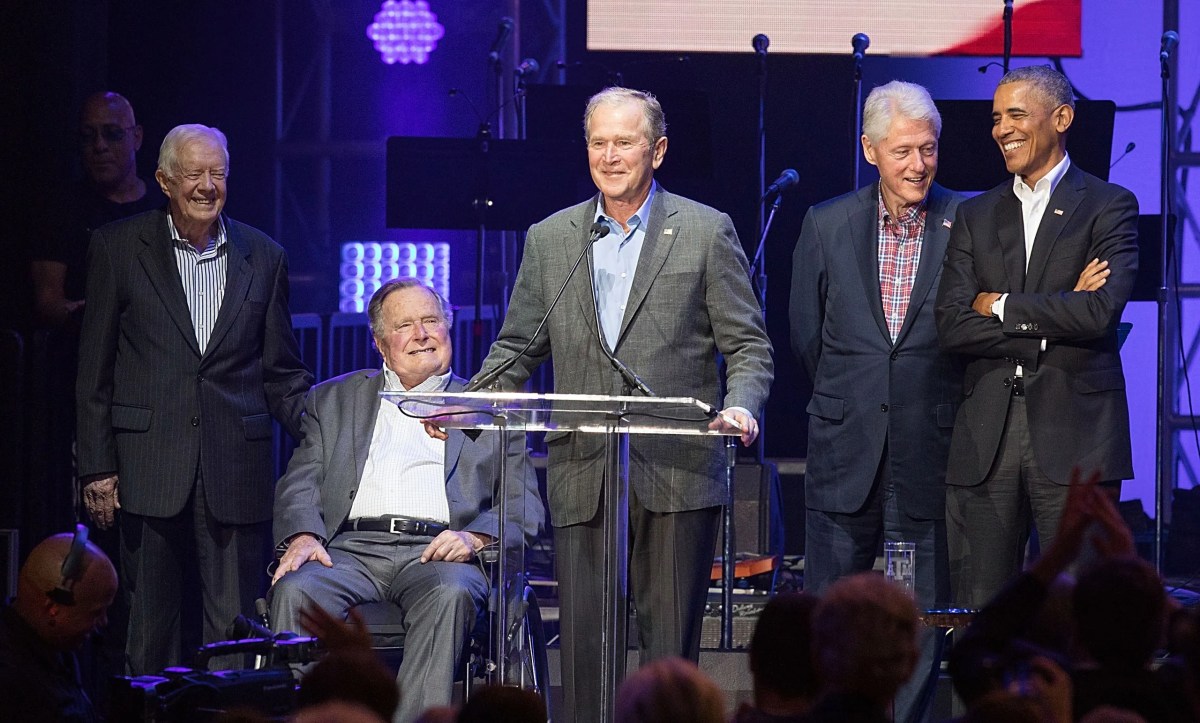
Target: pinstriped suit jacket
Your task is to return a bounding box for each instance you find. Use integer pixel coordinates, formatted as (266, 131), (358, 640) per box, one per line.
(475, 188), (774, 527)
(76, 208), (312, 524)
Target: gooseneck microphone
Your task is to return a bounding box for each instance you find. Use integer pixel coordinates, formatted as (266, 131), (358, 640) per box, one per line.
(468, 222), (610, 392)
(487, 17), (514, 64)
(585, 235), (656, 397)
(762, 168), (799, 200)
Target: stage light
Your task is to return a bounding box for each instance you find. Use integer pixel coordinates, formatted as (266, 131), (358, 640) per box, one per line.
(366, 0), (445, 65)
(339, 242), (451, 313)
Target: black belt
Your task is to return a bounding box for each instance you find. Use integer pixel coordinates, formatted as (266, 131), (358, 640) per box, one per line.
(339, 516), (449, 536)
(1010, 376), (1025, 397)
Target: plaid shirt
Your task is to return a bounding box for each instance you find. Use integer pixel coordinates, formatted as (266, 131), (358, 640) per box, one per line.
(876, 190), (927, 342)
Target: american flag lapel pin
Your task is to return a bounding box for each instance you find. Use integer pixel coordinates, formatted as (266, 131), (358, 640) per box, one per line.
(663, 228), (673, 235)
(942, 218), (952, 229)
(1054, 209), (1064, 215)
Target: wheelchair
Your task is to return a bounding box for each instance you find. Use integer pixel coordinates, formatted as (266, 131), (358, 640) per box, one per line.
(352, 552), (553, 714)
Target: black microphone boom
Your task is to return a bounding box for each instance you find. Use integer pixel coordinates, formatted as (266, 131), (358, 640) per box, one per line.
(487, 17), (515, 63)
(762, 168), (799, 199)
(467, 222), (610, 392)
(852, 33), (870, 63)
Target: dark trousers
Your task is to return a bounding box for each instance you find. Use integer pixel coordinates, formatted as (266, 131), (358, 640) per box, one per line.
(804, 445), (950, 723)
(555, 488), (720, 723)
(120, 472), (268, 675)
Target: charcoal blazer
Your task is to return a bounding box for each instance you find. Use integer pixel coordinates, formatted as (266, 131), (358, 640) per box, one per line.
(76, 208), (312, 524)
(475, 188), (774, 527)
(272, 372), (543, 549)
(934, 164), (1139, 486)
(791, 183), (964, 519)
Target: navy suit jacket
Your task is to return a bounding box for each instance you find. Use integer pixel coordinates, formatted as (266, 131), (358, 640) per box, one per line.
(790, 183), (964, 519)
(76, 208), (312, 524)
(935, 164), (1138, 485)
(272, 372), (543, 550)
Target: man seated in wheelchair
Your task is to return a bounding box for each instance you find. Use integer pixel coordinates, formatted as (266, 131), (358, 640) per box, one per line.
(270, 278), (544, 723)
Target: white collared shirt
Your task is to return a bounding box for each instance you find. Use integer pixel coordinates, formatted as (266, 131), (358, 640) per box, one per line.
(348, 367), (453, 523)
(993, 153), (1071, 321)
(167, 213), (228, 354)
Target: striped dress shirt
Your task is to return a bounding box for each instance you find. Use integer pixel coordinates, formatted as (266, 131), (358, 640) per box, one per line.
(168, 214), (228, 354)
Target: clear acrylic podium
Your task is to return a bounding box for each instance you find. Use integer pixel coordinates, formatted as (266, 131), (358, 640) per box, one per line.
(382, 390), (740, 722)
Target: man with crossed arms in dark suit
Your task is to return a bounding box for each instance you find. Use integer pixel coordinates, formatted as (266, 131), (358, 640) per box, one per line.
(790, 80), (963, 722)
(935, 65), (1138, 608)
(270, 278), (542, 723)
(76, 124), (312, 673)
(457, 87), (773, 720)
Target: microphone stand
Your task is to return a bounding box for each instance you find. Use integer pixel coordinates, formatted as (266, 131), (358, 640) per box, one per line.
(1154, 34), (1177, 573)
(752, 35), (769, 466)
(851, 46), (865, 191)
(1002, 0), (1014, 73)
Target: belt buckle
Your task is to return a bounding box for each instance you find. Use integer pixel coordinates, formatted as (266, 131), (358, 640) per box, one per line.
(389, 518), (404, 534)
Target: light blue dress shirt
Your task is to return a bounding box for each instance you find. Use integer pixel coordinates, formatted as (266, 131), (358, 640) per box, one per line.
(592, 183), (657, 349)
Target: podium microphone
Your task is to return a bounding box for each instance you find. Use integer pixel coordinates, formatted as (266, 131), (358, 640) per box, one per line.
(762, 169), (799, 200)
(468, 222), (610, 392)
(852, 33), (870, 63)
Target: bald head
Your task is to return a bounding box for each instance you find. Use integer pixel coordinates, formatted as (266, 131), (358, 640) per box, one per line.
(79, 91), (144, 201)
(15, 532), (118, 651)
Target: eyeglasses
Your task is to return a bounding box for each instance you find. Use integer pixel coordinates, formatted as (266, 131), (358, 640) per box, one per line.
(587, 138), (649, 153)
(175, 168), (228, 183)
(79, 125), (137, 144)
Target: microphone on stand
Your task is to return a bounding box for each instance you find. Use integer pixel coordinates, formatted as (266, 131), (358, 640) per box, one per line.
(1160, 30), (1179, 62)
(1110, 142), (1136, 171)
(487, 17), (515, 64)
(468, 222), (611, 392)
(752, 34), (769, 56)
(762, 169), (799, 200)
(515, 58), (540, 79)
(584, 235), (656, 397)
(851, 33), (870, 64)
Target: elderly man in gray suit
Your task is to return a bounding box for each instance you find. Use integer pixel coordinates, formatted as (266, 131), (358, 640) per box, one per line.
(270, 278), (543, 723)
(466, 86), (773, 720)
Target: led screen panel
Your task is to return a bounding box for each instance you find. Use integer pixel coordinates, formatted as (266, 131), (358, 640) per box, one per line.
(587, 0), (1081, 57)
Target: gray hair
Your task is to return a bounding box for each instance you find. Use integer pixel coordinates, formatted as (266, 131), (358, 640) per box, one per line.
(998, 65), (1075, 110)
(158, 124), (230, 178)
(862, 81), (942, 145)
(367, 278), (453, 338)
(583, 87), (667, 145)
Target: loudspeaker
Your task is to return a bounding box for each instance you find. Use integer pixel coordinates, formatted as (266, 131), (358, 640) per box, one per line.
(700, 592), (770, 650)
(717, 462), (784, 556)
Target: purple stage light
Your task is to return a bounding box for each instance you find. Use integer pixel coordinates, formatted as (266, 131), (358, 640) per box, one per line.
(366, 0), (445, 65)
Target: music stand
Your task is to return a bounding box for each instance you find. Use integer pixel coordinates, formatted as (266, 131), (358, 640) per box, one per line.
(385, 137), (592, 366)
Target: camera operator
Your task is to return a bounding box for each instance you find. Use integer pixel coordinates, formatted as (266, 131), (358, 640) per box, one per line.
(0, 530), (118, 723)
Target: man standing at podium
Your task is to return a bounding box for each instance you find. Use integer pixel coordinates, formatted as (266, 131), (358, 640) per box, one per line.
(466, 87), (773, 720)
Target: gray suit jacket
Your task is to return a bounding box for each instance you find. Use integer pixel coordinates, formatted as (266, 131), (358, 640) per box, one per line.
(76, 209), (312, 524)
(475, 188), (774, 526)
(791, 183), (964, 518)
(272, 372), (543, 549)
(935, 164), (1138, 485)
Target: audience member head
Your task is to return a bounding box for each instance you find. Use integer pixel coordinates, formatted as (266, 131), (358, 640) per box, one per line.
(614, 657), (725, 723)
(367, 278), (453, 389)
(411, 706), (458, 723)
(154, 123), (229, 241)
(12, 528), (118, 651)
(292, 701), (388, 722)
(296, 649), (398, 722)
(811, 572), (919, 704)
(860, 80), (941, 217)
(457, 685), (545, 723)
(79, 91), (143, 199)
(1072, 556), (1166, 671)
(746, 592), (818, 713)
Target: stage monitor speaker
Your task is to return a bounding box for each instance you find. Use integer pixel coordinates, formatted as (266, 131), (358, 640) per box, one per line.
(701, 592), (769, 650)
(717, 462), (784, 557)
